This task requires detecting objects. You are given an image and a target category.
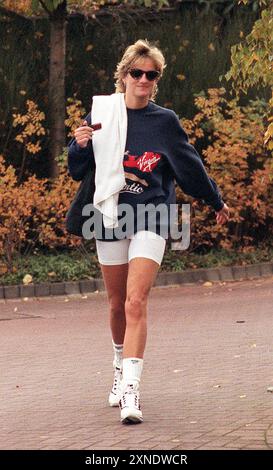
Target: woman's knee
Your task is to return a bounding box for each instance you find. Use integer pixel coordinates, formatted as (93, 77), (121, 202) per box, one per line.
(125, 291), (149, 321)
(109, 297), (125, 316)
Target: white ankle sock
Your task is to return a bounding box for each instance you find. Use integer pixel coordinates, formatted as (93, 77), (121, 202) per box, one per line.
(112, 340), (123, 369)
(122, 358), (143, 390)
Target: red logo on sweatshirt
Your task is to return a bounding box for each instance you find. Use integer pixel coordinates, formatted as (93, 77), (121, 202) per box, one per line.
(124, 152), (161, 173)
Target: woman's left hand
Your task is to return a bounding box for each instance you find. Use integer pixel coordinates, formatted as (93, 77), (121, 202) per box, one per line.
(216, 203), (230, 225)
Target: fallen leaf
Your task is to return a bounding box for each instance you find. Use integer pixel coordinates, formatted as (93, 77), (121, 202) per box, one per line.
(23, 274), (33, 285)
(47, 271), (56, 277)
(0, 264), (8, 274)
(208, 42), (215, 51)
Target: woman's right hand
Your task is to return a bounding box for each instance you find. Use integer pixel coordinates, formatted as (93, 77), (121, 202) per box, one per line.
(216, 202), (230, 225)
(74, 120), (94, 148)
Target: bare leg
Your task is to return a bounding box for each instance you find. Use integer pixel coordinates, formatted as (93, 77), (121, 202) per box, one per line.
(123, 257), (160, 358)
(100, 263), (128, 345)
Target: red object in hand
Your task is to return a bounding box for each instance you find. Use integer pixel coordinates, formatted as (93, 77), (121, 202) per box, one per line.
(91, 122), (102, 131)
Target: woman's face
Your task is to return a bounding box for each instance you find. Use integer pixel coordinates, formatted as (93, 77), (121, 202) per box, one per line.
(123, 57), (159, 102)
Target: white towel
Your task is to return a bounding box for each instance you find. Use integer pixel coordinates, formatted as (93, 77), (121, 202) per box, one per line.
(91, 92), (127, 229)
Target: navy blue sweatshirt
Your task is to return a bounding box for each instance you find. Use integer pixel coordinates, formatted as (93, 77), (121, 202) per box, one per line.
(68, 101), (224, 240)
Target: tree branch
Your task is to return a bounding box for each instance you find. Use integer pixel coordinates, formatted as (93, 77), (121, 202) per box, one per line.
(38, 0), (53, 17)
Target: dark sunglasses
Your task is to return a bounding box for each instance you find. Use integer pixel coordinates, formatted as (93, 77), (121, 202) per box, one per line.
(129, 68), (160, 81)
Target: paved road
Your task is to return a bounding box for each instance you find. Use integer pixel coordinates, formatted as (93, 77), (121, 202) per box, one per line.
(0, 278), (273, 450)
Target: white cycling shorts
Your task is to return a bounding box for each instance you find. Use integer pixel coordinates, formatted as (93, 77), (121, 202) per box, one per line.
(95, 230), (166, 266)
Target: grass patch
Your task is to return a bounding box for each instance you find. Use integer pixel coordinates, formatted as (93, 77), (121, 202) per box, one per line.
(161, 243), (273, 272)
(0, 246), (100, 286)
(1, 242), (273, 286)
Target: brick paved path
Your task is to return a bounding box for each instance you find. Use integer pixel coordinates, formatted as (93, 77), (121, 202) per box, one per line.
(0, 278), (273, 450)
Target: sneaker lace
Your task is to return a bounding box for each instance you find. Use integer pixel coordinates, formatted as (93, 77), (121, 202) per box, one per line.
(120, 384), (140, 410)
(112, 367), (122, 394)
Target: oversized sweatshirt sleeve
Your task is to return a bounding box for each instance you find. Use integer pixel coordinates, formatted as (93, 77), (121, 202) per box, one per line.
(67, 112), (95, 181)
(167, 112), (224, 212)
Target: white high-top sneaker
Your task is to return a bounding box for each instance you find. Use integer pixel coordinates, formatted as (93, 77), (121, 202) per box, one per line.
(108, 362), (122, 407)
(119, 383), (143, 424)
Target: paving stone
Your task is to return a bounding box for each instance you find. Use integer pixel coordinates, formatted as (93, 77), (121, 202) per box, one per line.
(50, 282), (66, 296)
(232, 265), (246, 280)
(245, 264), (261, 279)
(79, 279), (96, 293)
(178, 271), (196, 283)
(34, 283), (50, 297)
(204, 268), (221, 282)
(164, 272), (182, 285)
(153, 272), (167, 286)
(64, 282), (80, 295)
(95, 278), (105, 291)
(1, 261), (272, 300)
(4, 285), (20, 299)
(19, 284), (35, 298)
(219, 266), (234, 281)
(259, 262), (273, 277)
(190, 268), (208, 282)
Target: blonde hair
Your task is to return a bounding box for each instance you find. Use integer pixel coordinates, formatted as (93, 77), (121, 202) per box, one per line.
(114, 39), (166, 101)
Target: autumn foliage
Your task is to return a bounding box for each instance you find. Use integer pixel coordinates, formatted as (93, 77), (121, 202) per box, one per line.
(0, 156), (80, 272)
(179, 87), (273, 251)
(0, 89), (272, 272)
(0, 155), (46, 271)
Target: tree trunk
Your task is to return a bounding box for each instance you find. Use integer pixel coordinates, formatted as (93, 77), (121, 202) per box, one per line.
(48, 1), (67, 179)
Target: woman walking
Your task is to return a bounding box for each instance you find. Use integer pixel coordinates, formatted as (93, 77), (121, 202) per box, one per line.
(67, 39), (229, 424)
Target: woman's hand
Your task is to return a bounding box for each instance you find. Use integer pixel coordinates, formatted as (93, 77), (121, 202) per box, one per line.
(74, 120), (94, 148)
(216, 203), (230, 225)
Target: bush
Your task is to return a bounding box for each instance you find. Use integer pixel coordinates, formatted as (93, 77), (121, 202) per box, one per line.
(0, 155), (81, 272)
(0, 154), (46, 271)
(37, 166), (81, 250)
(178, 88), (273, 251)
